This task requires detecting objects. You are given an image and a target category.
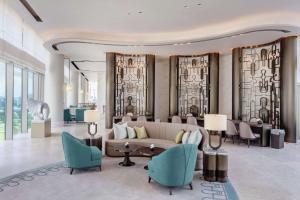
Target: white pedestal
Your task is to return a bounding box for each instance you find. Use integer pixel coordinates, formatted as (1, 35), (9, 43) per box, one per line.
(31, 119), (51, 138)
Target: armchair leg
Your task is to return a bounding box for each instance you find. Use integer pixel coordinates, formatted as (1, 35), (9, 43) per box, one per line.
(189, 183), (193, 190)
(248, 139), (250, 148)
(148, 177), (151, 183)
(224, 135), (227, 142)
(232, 136), (235, 144)
(70, 168), (74, 175)
(169, 187), (173, 195)
(99, 165), (101, 172)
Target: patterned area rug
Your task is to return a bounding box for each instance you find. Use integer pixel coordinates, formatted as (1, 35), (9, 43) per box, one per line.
(0, 157), (239, 200)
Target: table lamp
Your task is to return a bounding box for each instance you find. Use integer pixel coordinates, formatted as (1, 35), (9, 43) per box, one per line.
(84, 110), (101, 138)
(204, 114), (227, 150)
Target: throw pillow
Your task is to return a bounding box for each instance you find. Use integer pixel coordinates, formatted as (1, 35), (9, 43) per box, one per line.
(182, 131), (191, 144)
(187, 129), (202, 146)
(127, 126), (136, 139)
(113, 123), (128, 139)
(134, 126), (148, 139)
(175, 129), (185, 144)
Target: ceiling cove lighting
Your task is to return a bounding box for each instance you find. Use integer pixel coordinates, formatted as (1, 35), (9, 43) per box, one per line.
(51, 29), (290, 51)
(19, 0), (43, 22)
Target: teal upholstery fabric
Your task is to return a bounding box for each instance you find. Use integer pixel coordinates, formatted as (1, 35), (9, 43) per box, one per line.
(62, 132), (102, 169)
(148, 144), (197, 187)
(64, 109), (72, 122)
(75, 108), (86, 122)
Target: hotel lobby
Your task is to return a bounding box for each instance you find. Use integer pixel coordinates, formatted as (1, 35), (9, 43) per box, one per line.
(1, 0), (300, 200)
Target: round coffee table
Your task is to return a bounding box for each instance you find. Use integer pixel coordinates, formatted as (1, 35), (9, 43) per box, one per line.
(113, 144), (140, 167)
(137, 146), (165, 170)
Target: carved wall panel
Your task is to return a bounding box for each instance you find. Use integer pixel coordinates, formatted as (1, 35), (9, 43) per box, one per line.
(114, 55), (146, 116)
(241, 43), (281, 128)
(177, 55), (209, 117)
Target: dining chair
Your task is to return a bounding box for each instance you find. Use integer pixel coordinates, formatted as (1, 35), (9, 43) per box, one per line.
(239, 122), (260, 148)
(171, 116), (182, 124)
(224, 120), (239, 144)
(187, 116), (198, 125)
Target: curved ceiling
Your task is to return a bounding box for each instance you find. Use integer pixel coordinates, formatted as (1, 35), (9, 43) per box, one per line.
(7, 0), (300, 80)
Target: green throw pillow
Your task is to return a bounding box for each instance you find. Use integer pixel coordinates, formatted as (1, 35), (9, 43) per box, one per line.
(175, 129), (185, 144)
(134, 126), (148, 139)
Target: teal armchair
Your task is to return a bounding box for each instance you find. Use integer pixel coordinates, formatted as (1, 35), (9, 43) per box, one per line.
(148, 144), (197, 195)
(62, 132), (102, 174)
(75, 108), (86, 122)
(64, 109), (72, 123)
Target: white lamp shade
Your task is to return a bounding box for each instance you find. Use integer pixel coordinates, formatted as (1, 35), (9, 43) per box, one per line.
(84, 110), (101, 123)
(204, 114), (227, 131)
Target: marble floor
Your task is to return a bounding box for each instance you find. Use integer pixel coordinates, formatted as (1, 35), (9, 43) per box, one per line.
(0, 123), (299, 200)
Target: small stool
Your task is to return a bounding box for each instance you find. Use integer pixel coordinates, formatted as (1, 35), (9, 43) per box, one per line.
(216, 150), (228, 182)
(203, 149), (217, 182)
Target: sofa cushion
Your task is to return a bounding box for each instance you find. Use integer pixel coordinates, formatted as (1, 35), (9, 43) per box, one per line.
(106, 138), (177, 149)
(127, 127), (136, 139)
(188, 129), (202, 146)
(113, 123), (128, 139)
(135, 126), (148, 139)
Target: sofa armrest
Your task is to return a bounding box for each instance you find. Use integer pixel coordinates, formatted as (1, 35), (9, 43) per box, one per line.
(102, 129), (114, 155)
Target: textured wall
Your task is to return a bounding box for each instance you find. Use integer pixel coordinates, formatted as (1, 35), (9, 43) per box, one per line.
(219, 54), (232, 119)
(154, 56), (169, 122)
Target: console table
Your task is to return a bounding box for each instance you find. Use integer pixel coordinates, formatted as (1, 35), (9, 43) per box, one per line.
(113, 115), (154, 124)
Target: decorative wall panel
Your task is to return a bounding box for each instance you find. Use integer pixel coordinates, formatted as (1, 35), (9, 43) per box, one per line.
(241, 43), (281, 128)
(114, 55), (146, 116)
(177, 55), (209, 117)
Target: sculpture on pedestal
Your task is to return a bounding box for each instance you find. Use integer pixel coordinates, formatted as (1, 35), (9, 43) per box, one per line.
(27, 99), (50, 120)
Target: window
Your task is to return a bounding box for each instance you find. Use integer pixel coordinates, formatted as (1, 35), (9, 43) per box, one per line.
(13, 67), (22, 135)
(0, 59), (6, 140)
(27, 71), (34, 129)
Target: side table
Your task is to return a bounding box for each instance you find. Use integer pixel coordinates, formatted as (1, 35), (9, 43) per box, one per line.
(203, 149), (228, 183)
(84, 136), (102, 150)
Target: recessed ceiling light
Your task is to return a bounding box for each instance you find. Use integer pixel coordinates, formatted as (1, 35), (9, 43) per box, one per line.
(128, 12), (131, 15)
(197, 3), (202, 6)
(184, 5), (189, 8)
(138, 11), (143, 14)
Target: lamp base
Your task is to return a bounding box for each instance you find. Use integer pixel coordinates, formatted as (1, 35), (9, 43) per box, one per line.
(88, 123), (98, 138)
(208, 131), (223, 150)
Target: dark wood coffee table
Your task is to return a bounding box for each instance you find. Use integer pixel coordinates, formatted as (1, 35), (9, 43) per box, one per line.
(137, 147), (165, 170)
(113, 144), (140, 167)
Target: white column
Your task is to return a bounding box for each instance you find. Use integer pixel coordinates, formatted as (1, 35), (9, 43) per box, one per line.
(67, 68), (79, 106)
(44, 54), (64, 126)
(78, 75), (84, 103)
(21, 69), (28, 133)
(5, 62), (13, 140)
(97, 72), (106, 112)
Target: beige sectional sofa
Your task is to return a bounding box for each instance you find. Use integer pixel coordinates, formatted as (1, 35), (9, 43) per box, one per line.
(103, 121), (208, 170)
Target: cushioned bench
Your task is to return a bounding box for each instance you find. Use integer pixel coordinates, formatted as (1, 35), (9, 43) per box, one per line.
(103, 121), (208, 170)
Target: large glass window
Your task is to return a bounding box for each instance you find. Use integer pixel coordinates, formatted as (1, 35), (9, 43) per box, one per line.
(27, 71), (34, 129)
(13, 67), (22, 135)
(0, 60), (6, 140)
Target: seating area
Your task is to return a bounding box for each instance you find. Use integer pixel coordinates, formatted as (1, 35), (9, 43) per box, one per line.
(1, 1), (300, 200)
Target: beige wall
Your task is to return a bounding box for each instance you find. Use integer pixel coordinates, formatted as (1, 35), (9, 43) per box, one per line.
(154, 56), (170, 122)
(219, 54), (232, 119)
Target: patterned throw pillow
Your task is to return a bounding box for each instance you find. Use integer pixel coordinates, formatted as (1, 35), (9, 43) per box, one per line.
(182, 131), (191, 144)
(113, 123), (128, 139)
(187, 129), (202, 146)
(134, 126), (148, 139)
(127, 126), (136, 139)
(175, 129), (185, 144)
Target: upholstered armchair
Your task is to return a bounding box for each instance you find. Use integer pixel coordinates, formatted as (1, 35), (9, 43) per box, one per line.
(224, 120), (239, 144)
(64, 109), (72, 123)
(121, 115), (132, 122)
(137, 115), (147, 122)
(239, 122), (260, 147)
(75, 108), (86, 122)
(62, 132), (102, 174)
(148, 144), (197, 195)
